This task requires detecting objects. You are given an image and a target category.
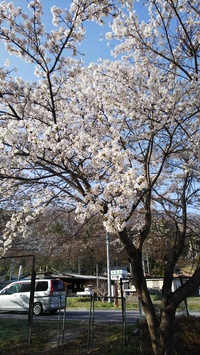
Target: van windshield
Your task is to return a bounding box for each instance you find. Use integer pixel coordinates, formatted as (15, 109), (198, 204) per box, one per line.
(3, 284), (21, 294)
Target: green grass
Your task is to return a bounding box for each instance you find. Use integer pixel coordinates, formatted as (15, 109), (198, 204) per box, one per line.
(67, 295), (142, 309)
(187, 297), (200, 311)
(66, 295), (200, 313)
(0, 318), (59, 354)
(0, 317), (140, 354)
(148, 296), (200, 313)
(67, 296), (117, 309)
(0, 314), (200, 354)
(1, 297), (200, 354)
(0, 319), (29, 347)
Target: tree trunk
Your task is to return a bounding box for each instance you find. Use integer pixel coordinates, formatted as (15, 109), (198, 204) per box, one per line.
(118, 228), (199, 354)
(129, 254), (161, 354)
(130, 253), (176, 355)
(157, 308), (176, 355)
(139, 299), (176, 355)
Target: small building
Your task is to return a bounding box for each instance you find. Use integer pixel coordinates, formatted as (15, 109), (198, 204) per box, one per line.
(52, 272), (107, 295)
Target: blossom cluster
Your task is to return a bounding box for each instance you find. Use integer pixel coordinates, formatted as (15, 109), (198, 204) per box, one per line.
(0, 0), (199, 251)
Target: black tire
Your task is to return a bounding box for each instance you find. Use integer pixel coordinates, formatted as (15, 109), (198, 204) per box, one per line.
(33, 302), (43, 316)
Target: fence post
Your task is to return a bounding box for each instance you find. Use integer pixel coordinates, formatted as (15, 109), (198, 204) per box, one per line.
(87, 294), (94, 353)
(28, 255), (36, 344)
(120, 278), (126, 346)
(180, 276), (189, 316)
(61, 295), (67, 346)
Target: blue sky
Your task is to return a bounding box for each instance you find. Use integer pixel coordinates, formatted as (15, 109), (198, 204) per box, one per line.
(0, 0), (149, 80)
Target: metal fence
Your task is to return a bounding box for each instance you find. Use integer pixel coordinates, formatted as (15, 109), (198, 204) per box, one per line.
(0, 255), (68, 351)
(1, 292), (200, 352)
(65, 293), (200, 353)
(0, 257), (200, 353)
(0, 255), (34, 353)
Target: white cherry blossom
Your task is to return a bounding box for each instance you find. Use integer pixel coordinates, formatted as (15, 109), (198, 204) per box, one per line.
(0, 2), (199, 353)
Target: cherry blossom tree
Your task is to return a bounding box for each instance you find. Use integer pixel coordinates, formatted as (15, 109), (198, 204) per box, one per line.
(0, 1), (199, 354)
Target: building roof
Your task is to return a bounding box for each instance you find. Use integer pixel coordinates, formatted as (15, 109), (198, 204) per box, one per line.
(54, 272), (107, 281)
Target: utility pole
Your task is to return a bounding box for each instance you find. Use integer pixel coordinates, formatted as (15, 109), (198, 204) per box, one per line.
(78, 257), (81, 274)
(96, 263), (99, 290)
(106, 232), (111, 302)
(18, 265), (23, 281)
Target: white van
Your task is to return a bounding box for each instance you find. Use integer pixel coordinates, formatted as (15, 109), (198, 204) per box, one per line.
(0, 278), (66, 315)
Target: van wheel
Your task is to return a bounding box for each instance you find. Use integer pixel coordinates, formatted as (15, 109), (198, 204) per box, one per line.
(33, 302), (43, 316)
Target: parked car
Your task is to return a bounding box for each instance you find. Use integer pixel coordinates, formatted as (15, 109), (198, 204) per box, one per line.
(0, 278), (66, 315)
(76, 287), (94, 296)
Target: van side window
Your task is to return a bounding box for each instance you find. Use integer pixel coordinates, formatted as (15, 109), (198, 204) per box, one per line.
(36, 281), (48, 291)
(20, 283), (31, 292)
